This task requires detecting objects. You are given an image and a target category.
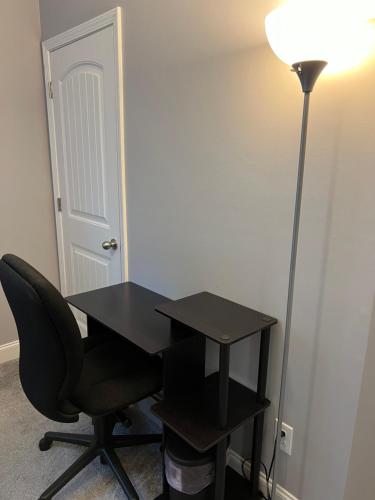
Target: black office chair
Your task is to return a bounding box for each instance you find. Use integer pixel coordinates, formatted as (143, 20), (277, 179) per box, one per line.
(0, 254), (162, 500)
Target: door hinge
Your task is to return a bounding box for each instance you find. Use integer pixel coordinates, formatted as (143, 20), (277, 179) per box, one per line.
(48, 81), (54, 99)
(57, 197), (62, 212)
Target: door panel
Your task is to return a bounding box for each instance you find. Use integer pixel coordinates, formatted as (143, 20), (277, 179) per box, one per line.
(70, 244), (110, 295)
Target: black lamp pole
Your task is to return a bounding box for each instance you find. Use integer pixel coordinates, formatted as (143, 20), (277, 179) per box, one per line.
(271, 60), (327, 500)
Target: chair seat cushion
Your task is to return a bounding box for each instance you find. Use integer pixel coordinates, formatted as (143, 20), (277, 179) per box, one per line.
(71, 336), (162, 416)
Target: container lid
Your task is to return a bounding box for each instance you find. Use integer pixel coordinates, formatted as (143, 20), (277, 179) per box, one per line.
(166, 432), (214, 467)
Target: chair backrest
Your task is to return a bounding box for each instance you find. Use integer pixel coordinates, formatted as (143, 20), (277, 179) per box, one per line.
(0, 254), (83, 422)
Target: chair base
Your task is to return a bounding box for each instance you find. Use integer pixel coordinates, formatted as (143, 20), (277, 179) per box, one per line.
(38, 415), (162, 500)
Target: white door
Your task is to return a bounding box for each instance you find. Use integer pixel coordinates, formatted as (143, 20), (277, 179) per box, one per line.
(43, 10), (127, 323)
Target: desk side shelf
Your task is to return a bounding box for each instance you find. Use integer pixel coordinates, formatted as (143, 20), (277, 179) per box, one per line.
(154, 291), (277, 500)
(152, 372), (269, 452)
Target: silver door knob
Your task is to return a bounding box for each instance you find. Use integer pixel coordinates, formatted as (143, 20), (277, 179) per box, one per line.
(102, 238), (118, 250)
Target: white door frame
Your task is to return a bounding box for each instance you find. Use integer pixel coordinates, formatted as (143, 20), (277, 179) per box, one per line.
(42, 7), (128, 295)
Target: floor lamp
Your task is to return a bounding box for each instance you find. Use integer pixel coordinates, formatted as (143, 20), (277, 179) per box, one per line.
(267, 60), (325, 500)
(264, 2), (375, 499)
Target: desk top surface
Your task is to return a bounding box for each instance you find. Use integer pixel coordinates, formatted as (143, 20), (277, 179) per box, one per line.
(67, 282), (277, 353)
(66, 282), (174, 354)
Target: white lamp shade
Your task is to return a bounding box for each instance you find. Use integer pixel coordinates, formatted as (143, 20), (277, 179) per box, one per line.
(265, 0), (375, 74)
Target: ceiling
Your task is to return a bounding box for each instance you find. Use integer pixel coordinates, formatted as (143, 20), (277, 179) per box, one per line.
(39, 0), (283, 64)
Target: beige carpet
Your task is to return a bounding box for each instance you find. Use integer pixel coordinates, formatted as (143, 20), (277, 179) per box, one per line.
(0, 360), (162, 500)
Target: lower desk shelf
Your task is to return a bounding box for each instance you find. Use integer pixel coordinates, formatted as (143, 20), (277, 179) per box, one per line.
(152, 372), (269, 452)
(154, 467), (263, 500)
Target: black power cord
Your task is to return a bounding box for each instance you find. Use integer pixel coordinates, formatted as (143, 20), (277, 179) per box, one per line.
(241, 431), (285, 500)
(241, 456), (270, 500)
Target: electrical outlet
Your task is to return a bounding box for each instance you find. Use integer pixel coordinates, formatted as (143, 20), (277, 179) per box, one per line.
(275, 420), (294, 456)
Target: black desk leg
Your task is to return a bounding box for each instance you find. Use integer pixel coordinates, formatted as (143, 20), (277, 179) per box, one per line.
(214, 439), (227, 500)
(214, 344), (230, 500)
(218, 344), (230, 429)
(87, 316), (98, 336)
(250, 327), (271, 497)
(161, 425), (169, 496)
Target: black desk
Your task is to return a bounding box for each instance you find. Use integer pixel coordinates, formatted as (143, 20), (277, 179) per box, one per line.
(67, 282), (277, 500)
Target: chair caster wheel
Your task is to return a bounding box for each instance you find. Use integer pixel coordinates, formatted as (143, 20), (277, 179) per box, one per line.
(122, 417), (132, 429)
(116, 410), (132, 428)
(39, 437), (53, 451)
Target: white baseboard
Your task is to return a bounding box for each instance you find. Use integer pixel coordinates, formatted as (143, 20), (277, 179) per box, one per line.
(0, 340), (20, 364)
(227, 448), (298, 500)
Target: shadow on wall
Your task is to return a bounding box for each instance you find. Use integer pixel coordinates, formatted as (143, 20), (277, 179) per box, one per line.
(344, 292), (375, 500)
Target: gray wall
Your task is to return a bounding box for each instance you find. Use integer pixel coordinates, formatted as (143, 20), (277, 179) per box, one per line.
(344, 297), (375, 500)
(39, 2), (375, 499)
(0, 0), (59, 346)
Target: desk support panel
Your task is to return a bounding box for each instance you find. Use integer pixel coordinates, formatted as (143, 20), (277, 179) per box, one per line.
(87, 316), (109, 337)
(162, 330), (206, 398)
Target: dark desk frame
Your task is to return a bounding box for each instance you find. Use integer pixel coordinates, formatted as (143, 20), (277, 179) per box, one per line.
(67, 283), (277, 500)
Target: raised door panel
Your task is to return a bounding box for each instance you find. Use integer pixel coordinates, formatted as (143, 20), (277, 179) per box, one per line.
(70, 244), (110, 295)
(59, 65), (108, 227)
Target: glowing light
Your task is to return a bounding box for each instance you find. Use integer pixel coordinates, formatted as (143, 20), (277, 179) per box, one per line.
(265, 0), (375, 74)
